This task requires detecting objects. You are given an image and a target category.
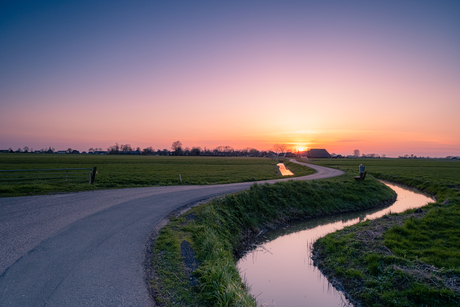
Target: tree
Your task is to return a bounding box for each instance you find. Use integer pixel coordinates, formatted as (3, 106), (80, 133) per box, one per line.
(190, 147), (201, 156)
(273, 144), (288, 155)
(66, 148), (72, 154)
(142, 147), (154, 155)
(214, 146), (224, 155)
(108, 143), (119, 154)
(353, 149), (360, 157)
(171, 141), (183, 155)
(121, 144), (132, 152)
(23, 146), (29, 153)
(223, 146), (234, 156)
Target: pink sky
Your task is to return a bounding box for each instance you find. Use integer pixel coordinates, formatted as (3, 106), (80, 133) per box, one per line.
(1, 1), (459, 157)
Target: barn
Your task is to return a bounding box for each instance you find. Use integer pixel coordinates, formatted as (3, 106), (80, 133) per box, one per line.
(306, 148), (331, 158)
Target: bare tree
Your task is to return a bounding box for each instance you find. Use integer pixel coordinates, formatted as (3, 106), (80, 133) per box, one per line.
(108, 143), (119, 153)
(223, 146), (234, 155)
(121, 144), (132, 152)
(171, 141), (183, 155)
(142, 147), (154, 155)
(273, 144), (288, 155)
(171, 141), (183, 152)
(214, 146), (224, 155)
(353, 149), (360, 157)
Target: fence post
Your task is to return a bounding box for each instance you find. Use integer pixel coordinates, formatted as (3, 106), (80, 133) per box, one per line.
(90, 167), (97, 185)
(179, 174), (182, 184)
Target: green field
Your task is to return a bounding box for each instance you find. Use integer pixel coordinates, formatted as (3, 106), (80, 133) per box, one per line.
(309, 158), (460, 306)
(0, 154), (314, 197)
(307, 158), (460, 192)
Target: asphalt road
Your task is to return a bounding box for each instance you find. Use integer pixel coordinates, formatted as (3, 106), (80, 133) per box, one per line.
(0, 161), (343, 306)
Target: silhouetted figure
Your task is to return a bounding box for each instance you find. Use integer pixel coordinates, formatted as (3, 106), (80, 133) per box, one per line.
(359, 164), (365, 175)
(355, 164), (366, 181)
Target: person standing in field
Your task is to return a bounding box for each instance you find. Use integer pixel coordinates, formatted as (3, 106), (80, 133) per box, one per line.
(359, 164), (365, 175)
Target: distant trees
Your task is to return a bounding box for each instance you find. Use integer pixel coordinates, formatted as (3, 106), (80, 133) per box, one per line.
(120, 144), (133, 152)
(142, 147), (154, 155)
(2, 141), (304, 158)
(190, 147), (201, 156)
(353, 149), (360, 157)
(108, 143), (119, 154)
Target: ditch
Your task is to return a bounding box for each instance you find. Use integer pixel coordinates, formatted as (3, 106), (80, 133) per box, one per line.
(236, 181), (434, 307)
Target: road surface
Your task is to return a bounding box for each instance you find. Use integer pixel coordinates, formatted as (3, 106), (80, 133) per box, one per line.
(0, 161), (343, 306)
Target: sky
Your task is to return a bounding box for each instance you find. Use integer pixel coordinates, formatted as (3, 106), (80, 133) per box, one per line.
(1, 0), (459, 157)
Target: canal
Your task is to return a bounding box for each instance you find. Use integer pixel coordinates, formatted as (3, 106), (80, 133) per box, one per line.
(237, 181), (434, 307)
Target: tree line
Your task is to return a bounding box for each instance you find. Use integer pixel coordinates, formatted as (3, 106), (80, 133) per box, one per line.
(2, 142), (293, 157)
(106, 141), (289, 157)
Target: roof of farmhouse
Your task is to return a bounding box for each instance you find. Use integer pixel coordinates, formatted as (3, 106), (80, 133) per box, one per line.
(305, 148), (331, 158)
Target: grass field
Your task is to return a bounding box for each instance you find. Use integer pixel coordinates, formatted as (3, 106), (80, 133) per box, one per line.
(306, 158), (460, 195)
(0, 154), (314, 197)
(309, 158), (460, 306)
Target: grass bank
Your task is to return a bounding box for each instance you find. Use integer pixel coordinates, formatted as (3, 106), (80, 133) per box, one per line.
(310, 158), (460, 306)
(151, 172), (396, 306)
(0, 154), (313, 197)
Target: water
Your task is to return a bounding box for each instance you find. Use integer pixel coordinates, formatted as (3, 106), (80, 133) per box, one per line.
(237, 181), (434, 307)
(277, 163), (294, 176)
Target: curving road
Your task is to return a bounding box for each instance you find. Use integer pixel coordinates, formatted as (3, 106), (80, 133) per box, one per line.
(0, 160), (343, 306)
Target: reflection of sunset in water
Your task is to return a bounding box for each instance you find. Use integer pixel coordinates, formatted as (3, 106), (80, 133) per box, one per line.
(277, 163), (294, 176)
(238, 182), (434, 307)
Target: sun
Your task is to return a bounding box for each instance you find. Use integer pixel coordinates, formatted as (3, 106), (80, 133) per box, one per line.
(297, 147), (304, 152)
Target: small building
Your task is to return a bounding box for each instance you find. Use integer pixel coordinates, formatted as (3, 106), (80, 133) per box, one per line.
(306, 148), (331, 158)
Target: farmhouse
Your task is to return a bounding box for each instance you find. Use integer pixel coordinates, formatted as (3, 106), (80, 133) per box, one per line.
(305, 148), (331, 158)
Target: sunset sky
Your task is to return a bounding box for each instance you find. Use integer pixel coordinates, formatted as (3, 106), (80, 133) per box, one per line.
(1, 1), (459, 157)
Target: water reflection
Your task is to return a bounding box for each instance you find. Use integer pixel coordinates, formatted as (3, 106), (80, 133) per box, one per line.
(237, 181), (434, 307)
(277, 163), (294, 176)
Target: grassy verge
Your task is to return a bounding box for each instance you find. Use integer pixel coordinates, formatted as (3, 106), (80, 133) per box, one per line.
(310, 158), (460, 306)
(0, 154), (314, 197)
(151, 172), (396, 306)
